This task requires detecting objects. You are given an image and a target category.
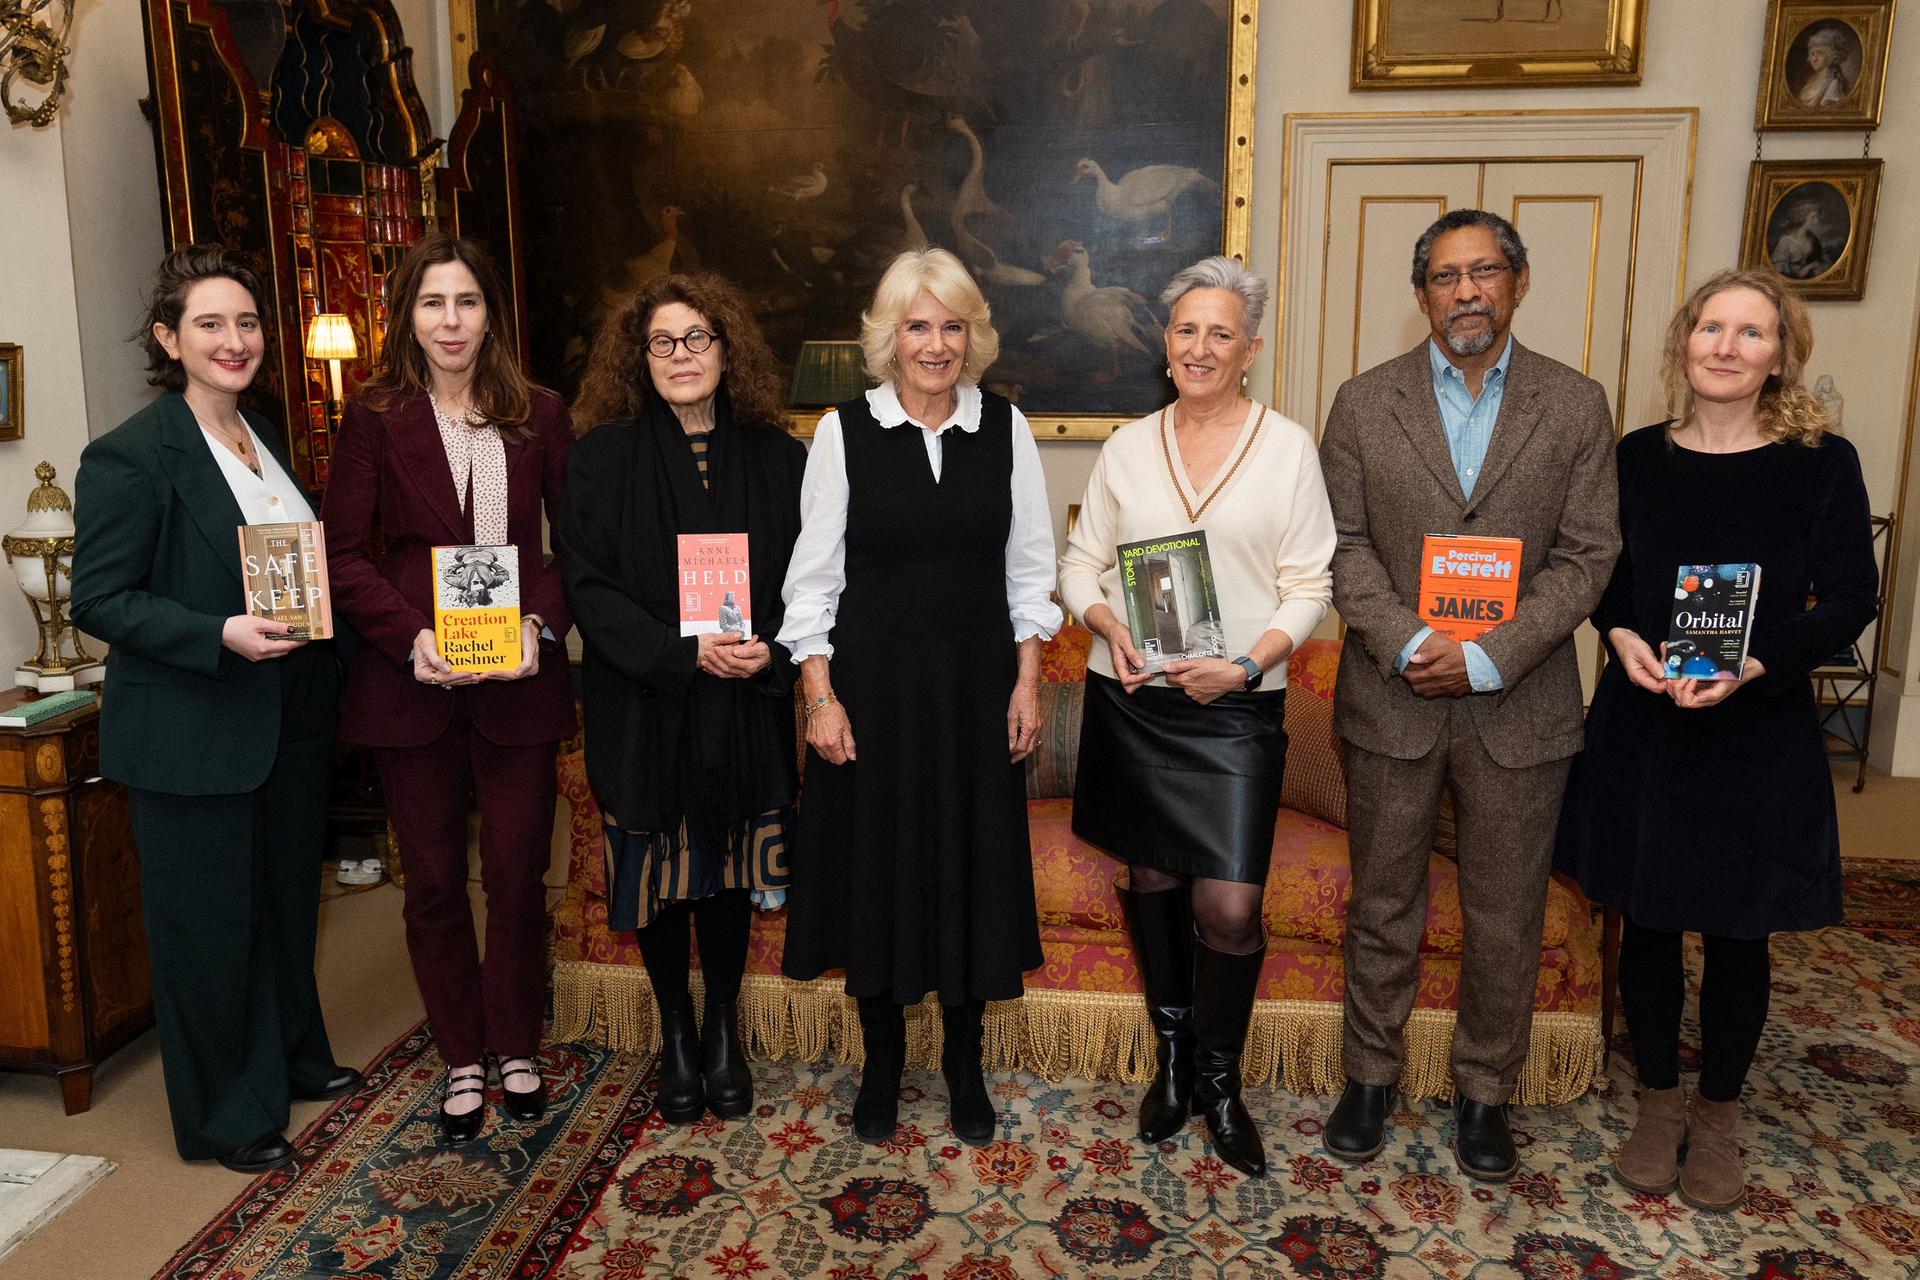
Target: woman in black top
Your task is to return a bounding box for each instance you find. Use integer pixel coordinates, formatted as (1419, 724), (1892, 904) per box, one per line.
(558, 272), (807, 1124)
(1555, 267), (1877, 1211)
(777, 248), (1060, 1148)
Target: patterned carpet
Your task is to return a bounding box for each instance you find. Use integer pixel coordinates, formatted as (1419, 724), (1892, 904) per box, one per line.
(559, 927), (1920, 1280)
(158, 894), (1920, 1278)
(152, 1027), (655, 1279)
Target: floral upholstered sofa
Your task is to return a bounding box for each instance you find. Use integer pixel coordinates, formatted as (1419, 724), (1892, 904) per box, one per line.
(549, 627), (1602, 1104)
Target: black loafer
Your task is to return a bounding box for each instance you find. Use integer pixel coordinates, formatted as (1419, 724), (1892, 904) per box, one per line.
(1452, 1098), (1519, 1180)
(217, 1131), (294, 1174)
(1324, 1080), (1393, 1162)
(294, 1065), (365, 1102)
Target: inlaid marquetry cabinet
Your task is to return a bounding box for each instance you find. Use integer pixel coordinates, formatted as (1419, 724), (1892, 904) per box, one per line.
(0, 693), (149, 1114)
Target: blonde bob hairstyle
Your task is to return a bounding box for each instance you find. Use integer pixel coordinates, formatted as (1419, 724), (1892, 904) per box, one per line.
(859, 247), (1000, 385)
(1661, 266), (1827, 446)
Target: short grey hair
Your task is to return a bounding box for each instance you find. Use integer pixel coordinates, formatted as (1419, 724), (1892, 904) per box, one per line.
(1160, 256), (1268, 335)
(1410, 209), (1528, 289)
(1807, 25), (1849, 53)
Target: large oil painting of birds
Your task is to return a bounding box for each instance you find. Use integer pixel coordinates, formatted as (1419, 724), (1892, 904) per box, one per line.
(468, 0), (1237, 420)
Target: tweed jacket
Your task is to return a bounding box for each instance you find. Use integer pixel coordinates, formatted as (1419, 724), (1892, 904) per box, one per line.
(1318, 339), (1620, 768)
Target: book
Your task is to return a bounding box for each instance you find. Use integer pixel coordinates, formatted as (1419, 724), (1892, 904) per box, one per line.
(1418, 534), (1523, 642)
(432, 544), (522, 673)
(677, 533), (751, 637)
(237, 521), (333, 640)
(0, 689), (97, 727)
(1116, 530), (1226, 672)
(1665, 563), (1762, 680)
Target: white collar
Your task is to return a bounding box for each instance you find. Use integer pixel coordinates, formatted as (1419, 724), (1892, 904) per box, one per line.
(868, 381), (982, 435)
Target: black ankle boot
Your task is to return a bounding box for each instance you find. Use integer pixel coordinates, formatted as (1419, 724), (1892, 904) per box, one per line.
(853, 997), (905, 1144)
(1192, 933), (1268, 1177)
(1120, 886), (1196, 1143)
(701, 1000), (753, 1120)
(941, 1000), (995, 1147)
(657, 1002), (706, 1124)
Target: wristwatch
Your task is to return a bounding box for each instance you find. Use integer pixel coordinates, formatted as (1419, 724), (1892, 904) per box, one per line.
(1232, 656), (1263, 690)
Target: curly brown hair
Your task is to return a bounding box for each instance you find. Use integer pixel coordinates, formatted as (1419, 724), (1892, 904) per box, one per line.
(1660, 267), (1826, 446)
(359, 231), (545, 439)
(573, 272), (787, 432)
(132, 245), (267, 391)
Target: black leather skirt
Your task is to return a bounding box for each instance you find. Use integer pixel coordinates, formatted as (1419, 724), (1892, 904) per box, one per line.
(1070, 672), (1288, 886)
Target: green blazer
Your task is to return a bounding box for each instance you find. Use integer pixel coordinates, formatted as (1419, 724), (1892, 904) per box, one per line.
(70, 393), (333, 796)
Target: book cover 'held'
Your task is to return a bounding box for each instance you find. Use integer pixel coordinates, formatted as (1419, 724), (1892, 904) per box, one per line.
(432, 544), (521, 672)
(1666, 563), (1761, 680)
(677, 533), (751, 637)
(1418, 534), (1522, 642)
(1116, 530), (1226, 673)
(237, 521), (333, 639)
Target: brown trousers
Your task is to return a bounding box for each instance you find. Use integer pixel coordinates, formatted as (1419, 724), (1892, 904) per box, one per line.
(1340, 703), (1571, 1104)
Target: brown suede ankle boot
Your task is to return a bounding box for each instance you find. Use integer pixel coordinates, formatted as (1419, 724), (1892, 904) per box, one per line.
(1678, 1095), (1745, 1211)
(1612, 1085), (1685, 1193)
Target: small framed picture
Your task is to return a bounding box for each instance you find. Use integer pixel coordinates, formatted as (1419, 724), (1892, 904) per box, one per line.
(1740, 160), (1882, 300)
(1755, 1), (1896, 130)
(0, 344), (21, 442)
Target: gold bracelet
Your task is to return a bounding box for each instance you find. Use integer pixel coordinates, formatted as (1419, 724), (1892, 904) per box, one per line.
(802, 692), (837, 718)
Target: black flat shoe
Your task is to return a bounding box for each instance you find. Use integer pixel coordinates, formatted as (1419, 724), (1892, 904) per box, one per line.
(1325, 1081), (1393, 1163)
(294, 1065), (365, 1102)
(440, 1067), (487, 1144)
(217, 1131), (294, 1174)
(499, 1058), (547, 1124)
(1452, 1098), (1519, 1181)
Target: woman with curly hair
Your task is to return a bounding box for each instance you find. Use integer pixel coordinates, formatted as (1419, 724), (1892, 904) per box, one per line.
(558, 272), (807, 1124)
(1555, 267), (1878, 1210)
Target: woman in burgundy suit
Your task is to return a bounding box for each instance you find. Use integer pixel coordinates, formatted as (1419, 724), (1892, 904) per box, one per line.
(322, 232), (574, 1143)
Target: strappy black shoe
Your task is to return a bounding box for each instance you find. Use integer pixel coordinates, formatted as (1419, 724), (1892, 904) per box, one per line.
(440, 1065), (487, 1144)
(499, 1056), (547, 1124)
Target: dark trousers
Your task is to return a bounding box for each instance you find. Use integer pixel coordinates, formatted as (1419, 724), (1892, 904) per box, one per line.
(375, 694), (557, 1067)
(1618, 918), (1772, 1102)
(128, 653), (338, 1160)
(1341, 705), (1572, 1103)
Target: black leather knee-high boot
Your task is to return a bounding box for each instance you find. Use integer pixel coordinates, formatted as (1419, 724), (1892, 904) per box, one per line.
(1191, 933), (1268, 1177)
(1120, 886), (1196, 1142)
(941, 1000), (995, 1146)
(853, 997), (905, 1143)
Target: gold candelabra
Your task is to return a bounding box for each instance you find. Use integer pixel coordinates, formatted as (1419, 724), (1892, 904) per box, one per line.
(0, 0), (74, 127)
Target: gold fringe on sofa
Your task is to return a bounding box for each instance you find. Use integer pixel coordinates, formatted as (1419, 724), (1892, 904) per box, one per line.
(550, 960), (1601, 1106)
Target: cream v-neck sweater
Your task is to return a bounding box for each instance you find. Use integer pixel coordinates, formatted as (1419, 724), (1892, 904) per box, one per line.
(1058, 400), (1336, 686)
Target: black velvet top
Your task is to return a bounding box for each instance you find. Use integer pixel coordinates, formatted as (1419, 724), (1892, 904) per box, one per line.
(1554, 422), (1878, 937)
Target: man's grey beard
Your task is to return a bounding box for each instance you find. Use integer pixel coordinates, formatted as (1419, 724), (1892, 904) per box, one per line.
(1445, 305), (1496, 356)
(1445, 328), (1495, 357)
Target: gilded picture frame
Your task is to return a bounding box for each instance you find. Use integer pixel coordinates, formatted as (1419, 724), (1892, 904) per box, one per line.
(445, 0), (1258, 441)
(1351, 0), (1647, 90)
(0, 344), (21, 442)
(1754, 0), (1897, 131)
(1739, 159), (1882, 301)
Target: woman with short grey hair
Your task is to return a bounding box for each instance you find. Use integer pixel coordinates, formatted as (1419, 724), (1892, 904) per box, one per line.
(1059, 255), (1336, 1178)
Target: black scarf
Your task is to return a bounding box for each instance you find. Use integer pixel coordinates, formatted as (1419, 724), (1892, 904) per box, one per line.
(639, 390), (789, 831)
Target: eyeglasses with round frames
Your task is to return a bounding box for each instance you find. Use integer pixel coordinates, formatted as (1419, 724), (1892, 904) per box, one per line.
(646, 328), (718, 358)
(1425, 263), (1512, 293)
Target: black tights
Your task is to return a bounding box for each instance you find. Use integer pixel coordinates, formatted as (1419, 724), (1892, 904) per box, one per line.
(633, 889), (752, 1014)
(1129, 865), (1264, 954)
(1618, 918), (1771, 1103)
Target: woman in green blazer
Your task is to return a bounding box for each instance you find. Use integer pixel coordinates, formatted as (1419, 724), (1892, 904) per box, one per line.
(69, 246), (361, 1173)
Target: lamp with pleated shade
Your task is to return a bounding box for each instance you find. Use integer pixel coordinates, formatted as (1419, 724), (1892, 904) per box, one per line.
(305, 312), (359, 425)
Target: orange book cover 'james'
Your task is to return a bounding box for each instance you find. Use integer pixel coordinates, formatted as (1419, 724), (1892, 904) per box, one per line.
(1418, 534), (1522, 642)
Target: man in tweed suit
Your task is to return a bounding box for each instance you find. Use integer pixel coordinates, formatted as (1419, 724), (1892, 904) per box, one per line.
(1317, 210), (1620, 1178)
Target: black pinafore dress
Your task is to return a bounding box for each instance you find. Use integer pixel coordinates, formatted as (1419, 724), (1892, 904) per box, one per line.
(780, 392), (1043, 1004)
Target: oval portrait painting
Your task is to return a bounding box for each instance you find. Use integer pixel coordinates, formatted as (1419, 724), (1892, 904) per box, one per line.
(1765, 181), (1851, 282)
(1785, 19), (1863, 109)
